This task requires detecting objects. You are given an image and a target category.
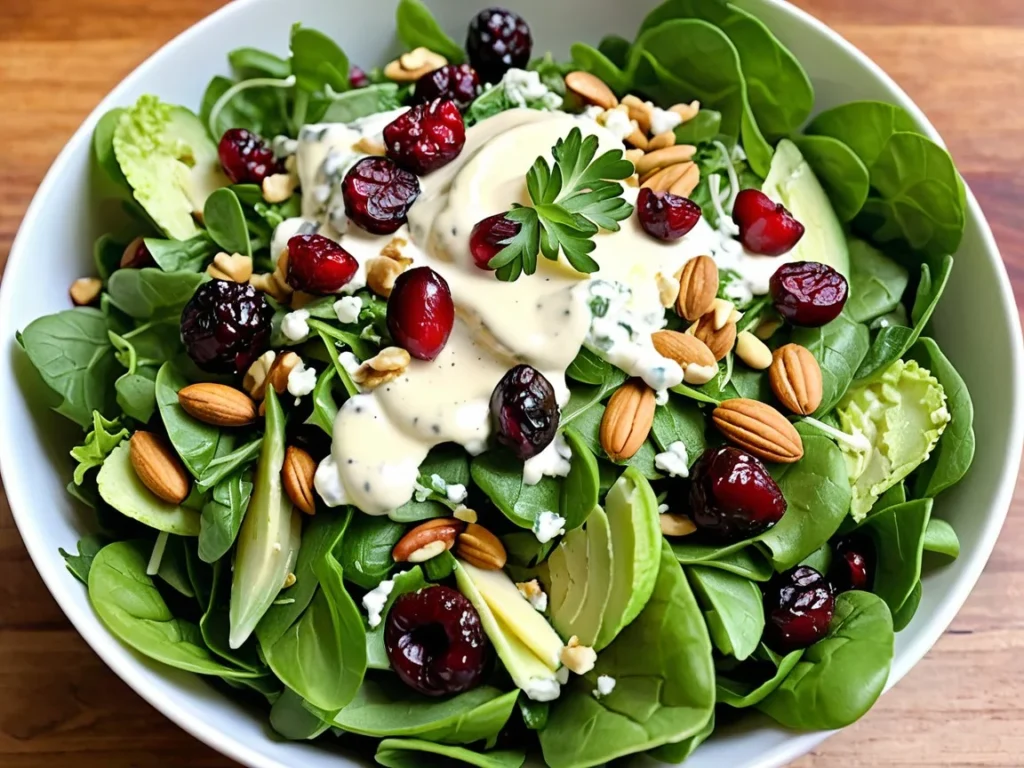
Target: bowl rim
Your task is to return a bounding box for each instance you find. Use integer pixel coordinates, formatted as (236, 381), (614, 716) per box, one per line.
(2, 1), (1022, 767)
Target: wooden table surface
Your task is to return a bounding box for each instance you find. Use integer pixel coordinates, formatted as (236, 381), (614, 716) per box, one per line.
(2, 1), (1023, 765)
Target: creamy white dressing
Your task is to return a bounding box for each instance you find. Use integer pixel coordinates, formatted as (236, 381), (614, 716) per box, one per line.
(273, 108), (788, 516)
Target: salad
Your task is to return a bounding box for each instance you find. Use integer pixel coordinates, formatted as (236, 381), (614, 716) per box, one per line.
(18, 1), (975, 766)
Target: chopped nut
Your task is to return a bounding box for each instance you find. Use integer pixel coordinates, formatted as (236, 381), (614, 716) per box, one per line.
(648, 131), (677, 151)
(250, 271), (292, 304)
(517, 579), (544, 601)
(282, 572), (296, 589)
(354, 136), (387, 156)
(408, 539), (449, 563)
(711, 299), (735, 331)
(243, 351), (277, 398)
(366, 255), (407, 298)
(384, 47), (448, 82)
(660, 512), (697, 537)
(754, 314), (784, 341)
(69, 277), (102, 306)
(656, 272), (679, 307)
(670, 100), (701, 122)
(625, 127), (649, 150)
(262, 173), (297, 204)
(621, 95), (653, 134)
(624, 148), (645, 165)
(565, 71), (618, 110)
(207, 252), (253, 282)
(353, 346), (411, 389)
(736, 331), (773, 370)
(640, 161), (694, 193)
(380, 237), (412, 263)
(453, 507), (478, 523)
(560, 636), (597, 675)
(249, 351), (301, 401)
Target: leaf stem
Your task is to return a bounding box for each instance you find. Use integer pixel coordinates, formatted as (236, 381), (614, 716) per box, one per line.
(207, 75), (297, 138)
(801, 416), (871, 452)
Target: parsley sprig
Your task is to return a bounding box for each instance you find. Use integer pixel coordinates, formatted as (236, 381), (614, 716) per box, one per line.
(488, 127), (636, 281)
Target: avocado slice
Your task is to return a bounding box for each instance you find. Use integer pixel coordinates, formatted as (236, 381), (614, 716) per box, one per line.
(229, 389), (302, 649)
(549, 526), (590, 640)
(543, 546), (570, 619)
(762, 138), (850, 277)
(96, 440), (201, 536)
(549, 506), (613, 647)
(594, 468), (661, 651)
(113, 94), (229, 240)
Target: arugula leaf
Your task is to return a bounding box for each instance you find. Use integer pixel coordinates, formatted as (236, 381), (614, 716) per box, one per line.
(71, 411), (128, 484)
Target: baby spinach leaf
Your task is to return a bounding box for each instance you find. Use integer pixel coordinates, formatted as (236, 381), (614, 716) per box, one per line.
(200, 75), (292, 140)
(270, 687), (331, 740)
(366, 567), (428, 670)
(229, 47), (291, 79)
(59, 534), (108, 585)
(424, 550), (456, 581)
(115, 370), (157, 423)
(305, 366), (339, 436)
(198, 471), (253, 563)
(330, 680), (519, 745)
(566, 347), (613, 385)
(909, 338), (975, 498)
(559, 368), (627, 429)
(846, 237), (910, 323)
(670, 382), (722, 406)
(88, 540), (260, 678)
(673, 545), (773, 582)
(197, 436), (262, 491)
(716, 646), (803, 708)
(569, 43), (629, 95)
(519, 696), (550, 730)
(290, 24), (349, 94)
(597, 34), (631, 68)
(204, 188), (252, 257)
(647, 711), (715, 763)
(321, 83), (403, 123)
(107, 269), (206, 320)
(891, 580), (922, 632)
(806, 100), (919, 168)
(375, 738), (525, 768)
(94, 233), (126, 280)
(308, 319), (376, 360)
(93, 108), (130, 189)
(395, 0), (466, 64)
(155, 535), (195, 597)
(20, 308), (120, 426)
(790, 310), (869, 416)
(560, 429), (599, 530)
(145, 233), (218, 272)
(686, 565), (764, 661)
(539, 541), (714, 768)
(758, 590), (894, 729)
(471, 451), (561, 529)
(338, 514), (406, 590)
(651, 395), (707, 461)
(792, 135), (869, 222)
(392, 444), (471, 522)
(155, 363), (223, 478)
(200, 557), (264, 672)
(673, 109), (721, 145)
(860, 499), (932, 616)
(922, 518), (960, 560)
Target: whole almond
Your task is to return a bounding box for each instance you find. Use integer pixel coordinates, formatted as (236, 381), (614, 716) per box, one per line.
(565, 71), (618, 109)
(770, 344), (823, 416)
(651, 330), (717, 384)
(282, 445), (317, 515)
(456, 523), (508, 570)
(393, 518), (465, 563)
(601, 379), (656, 462)
(634, 144), (697, 176)
(712, 399), (804, 463)
(179, 383), (257, 427)
(691, 312), (737, 361)
(676, 256), (719, 321)
(129, 431), (190, 504)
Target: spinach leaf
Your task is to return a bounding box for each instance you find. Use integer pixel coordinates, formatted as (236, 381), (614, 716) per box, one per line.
(423, 550), (456, 581)
(155, 535), (195, 597)
(88, 540), (260, 678)
(330, 680), (518, 745)
(200, 75), (292, 140)
(59, 534), (108, 584)
(197, 436), (262, 491)
(559, 430), (599, 530)
(471, 451), (561, 529)
(270, 687), (331, 740)
(308, 319), (376, 360)
(321, 83), (403, 123)
(673, 545), (773, 582)
(566, 347), (613, 385)
(290, 24), (349, 94)
(155, 363), (223, 478)
(846, 237), (910, 323)
(393, 444), (471, 522)
(673, 109), (722, 145)
(107, 269), (206, 320)
(203, 188), (252, 257)
(790, 310), (870, 416)
(366, 567), (428, 670)
(145, 233), (218, 272)
(716, 646), (804, 708)
(305, 366), (339, 436)
(539, 541), (714, 768)
(686, 565), (763, 661)
(758, 590), (894, 729)
(229, 47), (291, 79)
(861, 499), (932, 615)
(338, 514), (406, 590)
(94, 233), (126, 279)
(792, 135), (869, 222)
(198, 471), (253, 563)
(909, 338), (975, 497)
(648, 711), (715, 763)
(569, 43), (629, 95)
(891, 580), (922, 632)
(806, 100), (919, 168)
(375, 738), (525, 768)
(566, 396), (660, 479)
(20, 308), (120, 426)
(670, 382), (722, 406)
(115, 369), (157, 423)
(200, 558), (264, 672)
(651, 394), (707, 461)
(93, 108), (130, 189)
(395, 0), (466, 64)
(559, 368), (626, 429)
(519, 696), (550, 730)
(923, 518), (960, 560)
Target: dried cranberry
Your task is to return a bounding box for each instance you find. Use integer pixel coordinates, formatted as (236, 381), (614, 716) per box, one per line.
(764, 566), (835, 652)
(286, 234), (358, 294)
(770, 261), (849, 328)
(387, 267), (455, 360)
(490, 365), (559, 460)
(385, 585), (488, 697)
(466, 7), (533, 83)
(414, 64), (481, 112)
(180, 280), (273, 374)
(349, 65), (370, 89)
(383, 100), (466, 175)
(732, 189), (805, 256)
(217, 128), (282, 185)
(470, 212), (521, 270)
(342, 157), (421, 235)
(830, 536), (874, 593)
(689, 446), (787, 542)
(636, 189), (702, 241)
(120, 236), (154, 269)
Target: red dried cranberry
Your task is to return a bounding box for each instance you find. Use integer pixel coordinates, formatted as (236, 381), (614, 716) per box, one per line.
(286, 234), (358, 294)
(732, 189), (805, 256)
(470, 212), (521, 270)
(217, 128), (282, 185)
(383, 100), (466, 175)
(180, 280), (273, 374)
(349, 65), (370, 89)
(387, 267), (455, 360)
(415, 65), (481, 112)
(830, 536), (874, 593)
(490, 365), (559, 460)
(385, 585), (488, 697)
(770, 261), (849, 328)
(342, 157), (421, 235)
(120, 236), (154, 269)
(466, 7), (533, 83)
(636, 188), (702, 241)
(689, 446), (787, 542)
(764, 566), (835, 652)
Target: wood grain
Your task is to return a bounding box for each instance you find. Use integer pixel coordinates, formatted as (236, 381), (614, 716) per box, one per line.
(1, 1), (1022, 766)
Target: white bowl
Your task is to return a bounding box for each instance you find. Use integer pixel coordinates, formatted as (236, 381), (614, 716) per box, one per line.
(1, 1), (1021, 766)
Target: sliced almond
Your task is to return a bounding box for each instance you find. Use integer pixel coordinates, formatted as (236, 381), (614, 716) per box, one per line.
(670, 100), (701, 121)
(652, 330), (716, 370)
(677, 255), (719, 321)
(634, 144), (697, 176)
(621, 95), (653, 134)
(565, 71), (618, 109)
(769, 343), (823, 416)
(178, 383), (257, 427)
(712, 399), (804, 463)
(456, 523), (507, 570)
(282, 445), (317, 515)
(625, 127), (649, 150)
(129, 431), (190, 504)
(392, 518), (465, 563)
(647, 131), (677, 151)
(600, 379), (656, 462)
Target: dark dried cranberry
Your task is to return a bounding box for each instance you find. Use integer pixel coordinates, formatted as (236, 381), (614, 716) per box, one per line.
(385, 585), (488, 697)
(636, 189), (702, 241)
(414, 64), (481, 111)
(349, 65), (370, 89)
(217, 128), (282, 185)
(770, 261), (849, 328)
(286, 234), (358, 294)
(830, 536), (874, 593)
(120, 236), (154, 269)
(764, 566), (835, 652)
(732, 189), (805, 256)
(383, 100), (466, 175)
(387, 267), (455, 360)
(180, 280), (272, 374)
(470, 212), (521, 270)
(342, 157), (421, 235)
(689, 446), (787, 542)
(466, 7), (533, 83)
(490, 365), (559, 460)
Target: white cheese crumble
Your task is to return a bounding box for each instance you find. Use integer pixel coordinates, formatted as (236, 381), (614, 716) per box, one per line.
(655, 389), (669, 406)
(533, 511), (566, 544)
(582, 104), (605, 121)
(654, 441), (690, 478)
(502, 69), (563, 110)
(446, 483), (468, 503)
(555, 666), (570, 685)
(287, 361), (317, 402)
(602, 109), (636, 141)
(333, 295), (362, 325)
(281, 309), (311, 342)
(658, 503), (670, 514)
(362, 577), (396, 629)
(516, 579), (549, 612)
(523, 433), (572, 486)
(650, 107), (683, 136)
(593, 675), (617, 698)
(523, 676), (561, 702)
